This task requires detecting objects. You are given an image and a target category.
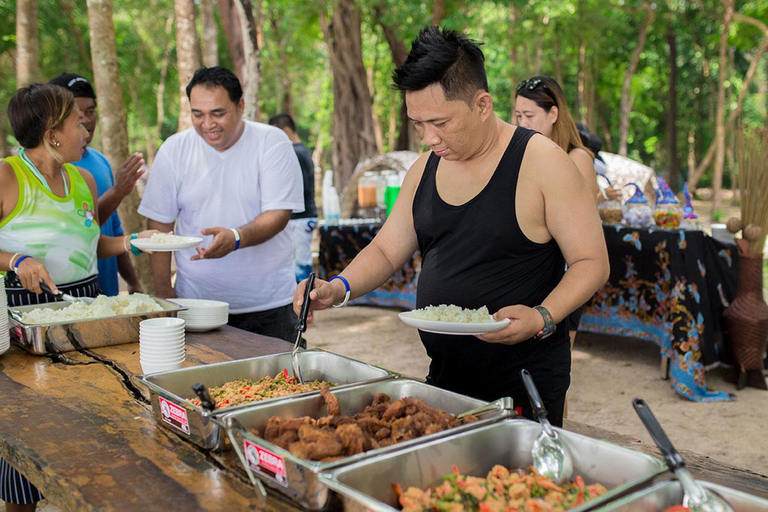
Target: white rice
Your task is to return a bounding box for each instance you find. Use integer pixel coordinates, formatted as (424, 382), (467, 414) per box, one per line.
(148, 233), (188, 243)
(410, 304), (491, 323)
(21, 293), (163, 324)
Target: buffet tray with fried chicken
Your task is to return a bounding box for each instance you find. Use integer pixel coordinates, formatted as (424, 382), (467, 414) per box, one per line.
(224, 378), (512, 510)
(136, 349), (396, 450)
(319, 419), (667, 512)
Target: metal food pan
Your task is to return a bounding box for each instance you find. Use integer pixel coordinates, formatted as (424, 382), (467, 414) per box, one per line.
(225, 378), (512, 510)
(600, 479), (768, 511)
(320, 419), (666, 512)
(136, 349), (397, 451)
(8, 296), (185, 355)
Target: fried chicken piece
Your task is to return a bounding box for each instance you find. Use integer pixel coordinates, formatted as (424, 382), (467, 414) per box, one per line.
(316, 414), (356, 429)
(336, 423), (367, 455)
(381, 399), (409, 421)
(371, 393), (391, 406)
(263, 416), (313, 444)
(288, 424), (344, 461)
(319, 384), (341, 416)
(373, 427), (391, 440)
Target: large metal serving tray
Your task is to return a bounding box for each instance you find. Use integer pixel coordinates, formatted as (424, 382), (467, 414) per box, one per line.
(136, 349), (397, 451)
(225, 378), (512, 510)
(600, 479), (768, 511)
(8, 296), (185, 355)
(320, 419), (667, 512)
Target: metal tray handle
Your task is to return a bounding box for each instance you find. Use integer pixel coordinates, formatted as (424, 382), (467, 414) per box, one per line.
(226, 415), (268, 500)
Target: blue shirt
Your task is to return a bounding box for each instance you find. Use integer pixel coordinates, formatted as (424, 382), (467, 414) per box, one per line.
(73, 148), (124, 296)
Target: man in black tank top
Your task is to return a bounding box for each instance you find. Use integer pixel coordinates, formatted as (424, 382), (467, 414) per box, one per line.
(293, 27), (609, 428)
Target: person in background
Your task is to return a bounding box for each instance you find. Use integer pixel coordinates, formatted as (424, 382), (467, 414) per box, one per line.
(48, 73), (145, 296)
(295, 27), (608, 427)
(268, 113), (317, 282)
(139, 67), (305, 343)
(0, 83), (157, 512)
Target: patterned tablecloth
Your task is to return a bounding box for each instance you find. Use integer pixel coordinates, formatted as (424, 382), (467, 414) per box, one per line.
(318, 221), (739, 402)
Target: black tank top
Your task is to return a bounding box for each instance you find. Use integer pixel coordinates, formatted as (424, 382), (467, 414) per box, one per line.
(413, 126), (571, 404)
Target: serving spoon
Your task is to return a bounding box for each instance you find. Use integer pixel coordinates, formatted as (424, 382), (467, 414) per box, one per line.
(633, 398), (733, 512)
(521, 369), (574, 484)
(292, 272), (315, 384)
(40, 281), (94, 305)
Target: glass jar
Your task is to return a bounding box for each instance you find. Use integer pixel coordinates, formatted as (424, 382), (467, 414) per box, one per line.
(598, 200), (623, 225)
(622, 183), (653, 228)
(654, 196), (683, 229)
(357, 172), (378, 208)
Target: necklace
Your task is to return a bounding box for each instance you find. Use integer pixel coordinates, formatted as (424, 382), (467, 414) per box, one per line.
(18, 147), (70, 197)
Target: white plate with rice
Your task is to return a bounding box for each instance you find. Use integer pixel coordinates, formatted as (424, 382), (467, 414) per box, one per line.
(131, 234), (203, 252)
(398, 304), (510, 335)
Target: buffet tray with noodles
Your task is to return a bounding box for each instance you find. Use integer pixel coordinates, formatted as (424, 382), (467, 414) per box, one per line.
(135, 349), (396, 451)
(319, 419), (666, 512)
(224, 378), (512, 510)
(599, 479), (768, 512)
(8, 294), (186, 355)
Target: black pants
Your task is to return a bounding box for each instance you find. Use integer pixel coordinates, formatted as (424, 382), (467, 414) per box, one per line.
(228, 303), (303, 346)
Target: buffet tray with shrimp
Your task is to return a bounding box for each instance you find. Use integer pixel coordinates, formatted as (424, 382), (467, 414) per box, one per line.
(135, 349), (396, 450)
(8, 294), (186, 354)
(224, 378), (512, 510)
(319, 419), (666, 512)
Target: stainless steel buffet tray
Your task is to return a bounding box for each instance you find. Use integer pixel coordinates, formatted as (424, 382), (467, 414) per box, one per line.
(320, 419), (666, 512)
(225, 378), (512, 510)
(136, 349), (396, 451)
(8, 296), (185, 355)
(600, 479), (768, 511)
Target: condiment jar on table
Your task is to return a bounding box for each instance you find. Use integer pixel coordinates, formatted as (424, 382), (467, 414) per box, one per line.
(596, 173), (623, 225)
(622, 183), (653, 228)
(654, 193), (683, 229)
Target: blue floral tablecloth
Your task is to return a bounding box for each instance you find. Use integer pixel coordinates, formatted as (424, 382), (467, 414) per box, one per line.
(580, 226), (738, 402)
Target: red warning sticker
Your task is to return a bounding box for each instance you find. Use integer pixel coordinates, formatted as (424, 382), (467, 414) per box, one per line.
(158, 396), (190, 435)
(244, 440), (288, 487)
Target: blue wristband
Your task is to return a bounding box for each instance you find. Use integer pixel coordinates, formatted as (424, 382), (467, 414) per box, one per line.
(328, 275), (351, 307)
(13, 255), (32, 270)
(129, 233), (143, 256)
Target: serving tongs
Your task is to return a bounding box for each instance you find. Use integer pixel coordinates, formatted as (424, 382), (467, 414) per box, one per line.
(521, 369), (574, 484)
(292, 272), (315, 384)
(40, 281), (94, 305)
(193, 383), (268, 499)
(633, 398), (734, 512)
(456, 396), (514, 420)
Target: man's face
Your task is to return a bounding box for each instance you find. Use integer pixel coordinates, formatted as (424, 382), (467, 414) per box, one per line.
(405, 84), (484, 161)
(74, 97), (97, 147)
(189, 85), (245, 151)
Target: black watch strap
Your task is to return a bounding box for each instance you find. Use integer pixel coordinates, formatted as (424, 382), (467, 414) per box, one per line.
(532, 305), (556, 340)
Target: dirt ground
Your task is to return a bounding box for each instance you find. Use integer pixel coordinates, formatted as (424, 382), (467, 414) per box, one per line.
(305, 305), (768, 477)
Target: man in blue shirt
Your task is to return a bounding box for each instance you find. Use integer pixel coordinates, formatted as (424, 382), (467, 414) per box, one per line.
(50, 73), (145, 295)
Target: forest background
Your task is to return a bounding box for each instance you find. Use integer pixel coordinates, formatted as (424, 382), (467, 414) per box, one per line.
(1, 0), (767, 292)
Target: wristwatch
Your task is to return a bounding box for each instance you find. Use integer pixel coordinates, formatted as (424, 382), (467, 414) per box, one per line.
(532, 305), (556, 340)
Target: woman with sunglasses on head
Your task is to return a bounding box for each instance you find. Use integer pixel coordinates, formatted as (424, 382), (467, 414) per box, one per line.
(514, 76), (622, 205)
(0, 83), (158, 512)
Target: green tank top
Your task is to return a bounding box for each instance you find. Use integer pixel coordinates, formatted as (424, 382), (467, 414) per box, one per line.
(0, 156), (99, 284)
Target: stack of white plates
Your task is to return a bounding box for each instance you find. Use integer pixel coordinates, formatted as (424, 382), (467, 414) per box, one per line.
(169, 298), (229, 332)
(0, 275), (9, 356)
(139, 317), (185, 374)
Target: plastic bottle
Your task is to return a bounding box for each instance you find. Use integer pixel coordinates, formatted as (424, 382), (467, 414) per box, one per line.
(384, 173), (401, 217)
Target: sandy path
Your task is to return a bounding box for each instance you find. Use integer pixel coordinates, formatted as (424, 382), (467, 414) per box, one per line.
(305, 305), (768, 476)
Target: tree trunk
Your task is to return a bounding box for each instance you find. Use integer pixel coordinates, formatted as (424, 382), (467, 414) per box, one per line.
(0, 118), (9, 158)
(374, 5), (417, 151)
(56, 0), (93, 71)
(217, 0), (245, 82)
(618, 1), (655, 156)
(319, 0), (378, 199)
(86, 0), (154, 294)
(16, 0), (39, 87)
(152, 17), (174, 167)
(234, 0), (261, 121)
(509, 5), (519, 120)
(199, 0), (219, 67)
(711, 0), (734, 216)
(553, 34), (563, 88)
(174, 0), (201, 131)
(432, 0), (445, 26)
(666, 30), (680, 190)
(689, 13), (768, 191)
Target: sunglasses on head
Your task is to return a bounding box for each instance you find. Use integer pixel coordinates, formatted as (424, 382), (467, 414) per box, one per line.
(516, 78), (543, 93)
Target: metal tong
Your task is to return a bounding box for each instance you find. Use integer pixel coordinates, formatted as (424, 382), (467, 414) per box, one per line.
(40, 281), (94, 304)
(292, 272), (315, 384)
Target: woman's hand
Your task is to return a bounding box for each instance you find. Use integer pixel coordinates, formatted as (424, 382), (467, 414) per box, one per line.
(15, 257), (56, 295)
(292, 278), (343, 323)
(601, 185), (622, 201)
(476, 305), (545, 345)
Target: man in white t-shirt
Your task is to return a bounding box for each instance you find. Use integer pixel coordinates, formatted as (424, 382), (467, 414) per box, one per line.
(138, 67), (304, 342)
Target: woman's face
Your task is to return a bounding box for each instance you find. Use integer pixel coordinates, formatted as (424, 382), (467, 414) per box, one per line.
(514, 95), (557, 138)
(51, 104), (88, 162)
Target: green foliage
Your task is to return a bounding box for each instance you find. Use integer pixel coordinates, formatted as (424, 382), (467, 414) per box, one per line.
(712, 209), (726, 222)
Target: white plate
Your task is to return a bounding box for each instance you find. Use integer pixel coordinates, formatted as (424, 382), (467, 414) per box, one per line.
(398, 311), (510, 335)
(184, 322), (227, 332)
(131, 236), (203, 252)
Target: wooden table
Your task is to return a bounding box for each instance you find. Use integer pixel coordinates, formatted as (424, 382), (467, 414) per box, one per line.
(1, 326), (765, 511)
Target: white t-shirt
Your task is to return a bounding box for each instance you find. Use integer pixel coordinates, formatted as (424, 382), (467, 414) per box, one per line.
(138, 121), (304, 313)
